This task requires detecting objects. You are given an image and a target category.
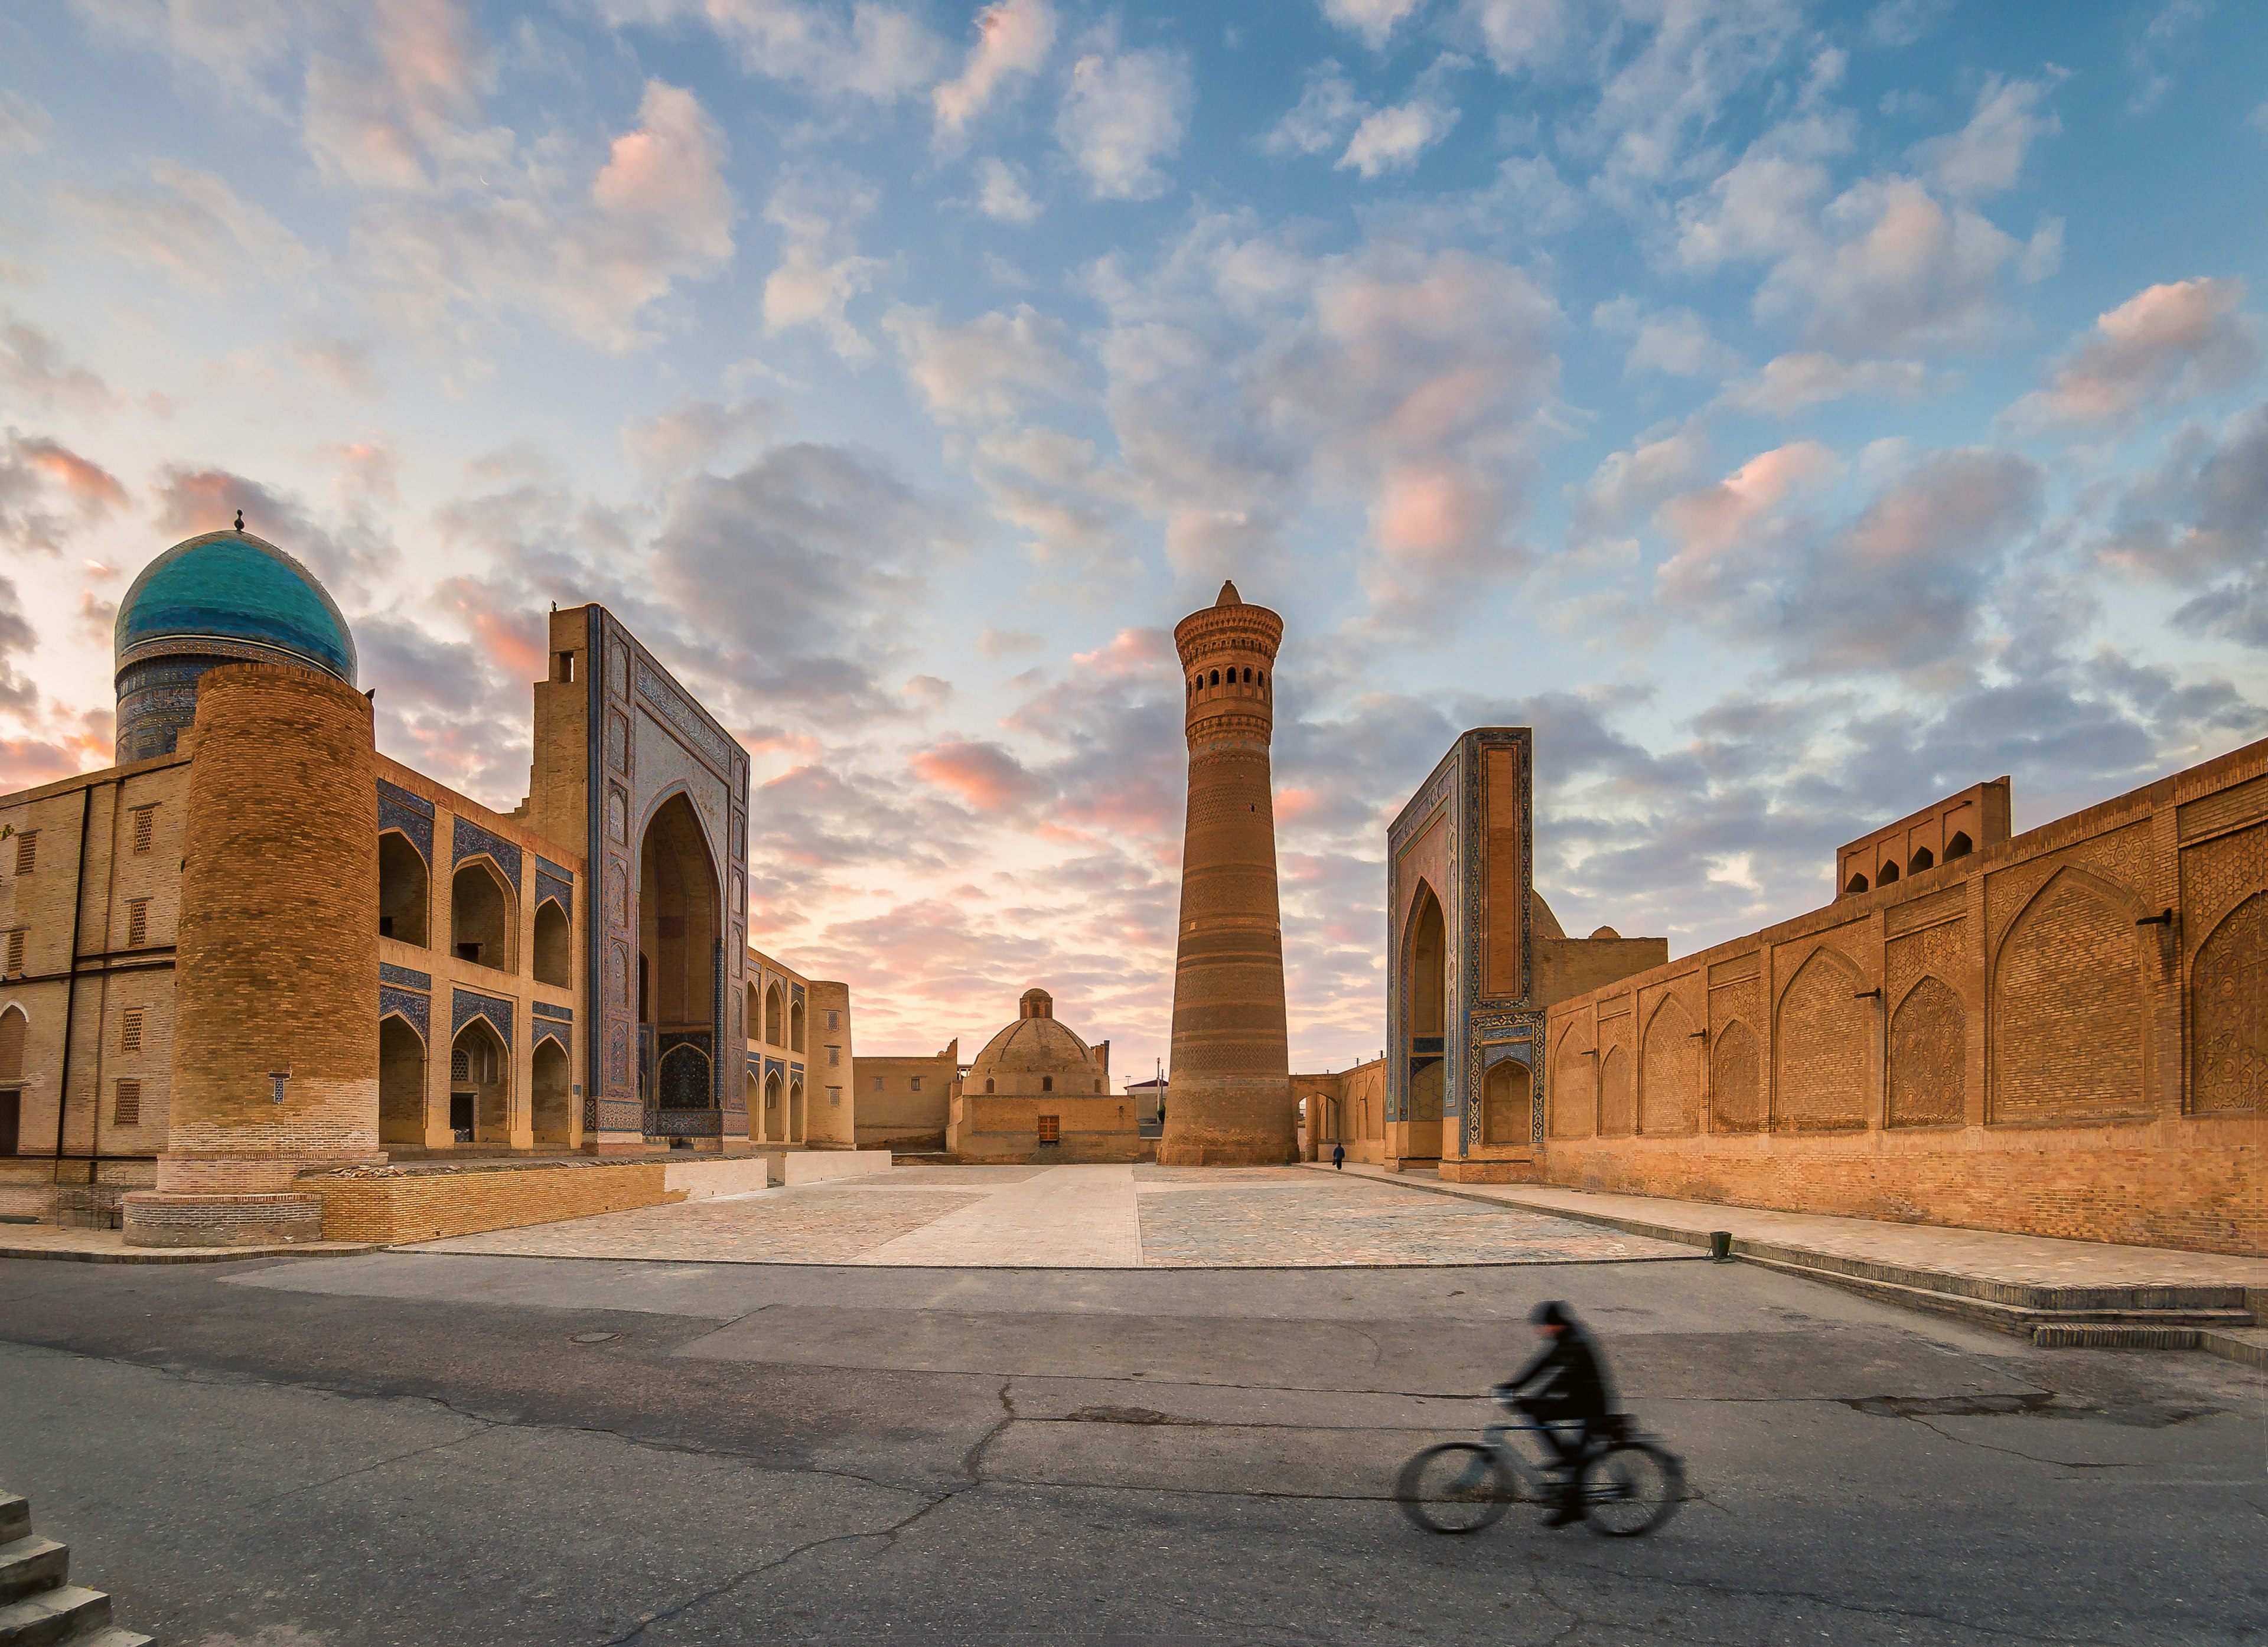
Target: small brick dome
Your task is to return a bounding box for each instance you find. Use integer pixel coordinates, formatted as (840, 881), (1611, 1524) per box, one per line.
(113, 528), (358, 763)
(968, 988), (1096, 1080)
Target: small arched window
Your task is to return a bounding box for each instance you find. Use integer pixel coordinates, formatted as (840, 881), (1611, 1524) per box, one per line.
(1909, 847), (1934, 873)
(1258, 671), (1265, 689)
(1878, 860), (1900, 885)
(1243, 667), (1252, 683)
(1845, 873), (1869, 895)
(1209, 669), (1219, 686)
(1944, 831), (1973, 860)
(985, 1078), (995, 1093)
(1041, 1075), (1054, 1092)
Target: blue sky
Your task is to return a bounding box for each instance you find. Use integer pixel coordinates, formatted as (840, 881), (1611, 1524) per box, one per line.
(1, 0), (2263, 1072)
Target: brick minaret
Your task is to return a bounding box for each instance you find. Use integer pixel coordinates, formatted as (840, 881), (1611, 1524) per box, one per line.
(1160, 581), (1294, 1166)
(123, 663), (382, 1245)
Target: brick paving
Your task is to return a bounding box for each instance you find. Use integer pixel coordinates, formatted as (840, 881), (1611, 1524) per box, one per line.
(403, 1165), (1695, 1268)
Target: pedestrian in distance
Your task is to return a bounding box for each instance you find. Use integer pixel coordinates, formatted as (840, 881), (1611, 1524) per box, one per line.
(1332, 1142), (1346, 1170)
(1496, 1300), (1614, 1527)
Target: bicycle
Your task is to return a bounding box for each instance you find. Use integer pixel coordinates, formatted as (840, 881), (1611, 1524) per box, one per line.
(1396, 1395), (1685, 1538)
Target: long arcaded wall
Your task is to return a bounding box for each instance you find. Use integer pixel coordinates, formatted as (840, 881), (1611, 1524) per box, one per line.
(1539, 738), (2266, 1255)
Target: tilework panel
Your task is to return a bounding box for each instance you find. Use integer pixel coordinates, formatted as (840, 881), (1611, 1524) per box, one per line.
(532, 999), (572, 1022)
(451, 987), (513, 1048)
(452, 816), (523, 890)
(536, 854), (576, 884)
(379, 985), (429, 1042)
(534, 870), (573, 916)
(379, 961), (432, 990)
(377, 779), (435, 863)
(533, 1017), (569, 1051)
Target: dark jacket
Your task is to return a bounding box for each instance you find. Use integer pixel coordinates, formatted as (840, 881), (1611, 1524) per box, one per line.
(1506, 1323), (1612, 1420)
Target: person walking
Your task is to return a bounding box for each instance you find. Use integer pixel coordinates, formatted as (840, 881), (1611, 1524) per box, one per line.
(1331, 1141), (1345, 1170)
(1497, 1300), (1614, 1527)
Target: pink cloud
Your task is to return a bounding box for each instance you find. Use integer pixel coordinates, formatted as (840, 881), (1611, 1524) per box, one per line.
(910, 738), (1050, 811)
(2010, 276), (2261, 428)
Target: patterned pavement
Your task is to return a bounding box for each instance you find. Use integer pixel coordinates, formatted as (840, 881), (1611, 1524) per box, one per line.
(407, 1163), (1697, 1269)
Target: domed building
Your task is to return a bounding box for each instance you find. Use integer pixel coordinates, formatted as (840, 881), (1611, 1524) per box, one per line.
(113, 527), (359, 764)
(0, 517), (866, 1247)
(946, 988), (1140, 1163)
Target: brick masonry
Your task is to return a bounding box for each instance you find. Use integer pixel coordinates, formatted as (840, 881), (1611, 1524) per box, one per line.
(308, 1159), (680, 1244)
(1539, 737), (2267, 1255)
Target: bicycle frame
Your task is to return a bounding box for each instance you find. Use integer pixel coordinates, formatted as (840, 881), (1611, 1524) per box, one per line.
(1476, 1417), (1591, 1499)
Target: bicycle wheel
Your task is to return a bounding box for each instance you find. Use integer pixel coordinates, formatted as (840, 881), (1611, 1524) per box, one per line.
(1580, 1441), (1683, 1537)
(1396, 1443), (1516, 1534)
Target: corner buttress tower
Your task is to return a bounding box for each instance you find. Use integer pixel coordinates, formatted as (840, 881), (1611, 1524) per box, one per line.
(1161, 581), (1295, 1166)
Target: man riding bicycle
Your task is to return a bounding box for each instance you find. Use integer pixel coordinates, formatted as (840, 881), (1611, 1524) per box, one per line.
(1495, 1300), (1612, 1527)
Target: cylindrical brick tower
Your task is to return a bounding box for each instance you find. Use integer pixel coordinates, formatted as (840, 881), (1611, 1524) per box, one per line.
(1159, 581), (1295, 1166)
(123, 662), (382, 1247)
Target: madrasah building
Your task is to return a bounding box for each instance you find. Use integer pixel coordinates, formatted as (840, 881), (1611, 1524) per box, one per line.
(0, 526), (859, 1242)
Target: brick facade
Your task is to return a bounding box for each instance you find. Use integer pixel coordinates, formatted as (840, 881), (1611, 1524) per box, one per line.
(1539, 738), (2268, 1255)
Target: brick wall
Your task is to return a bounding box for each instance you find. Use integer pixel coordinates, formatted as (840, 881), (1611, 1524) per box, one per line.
(310, 1159), (676, 1243)
(1539, 738), (2268, 1254)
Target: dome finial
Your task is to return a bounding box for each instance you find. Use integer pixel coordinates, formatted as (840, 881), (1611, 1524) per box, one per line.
(234, 509), (244, 531)
(1216, 579), (1241, 606)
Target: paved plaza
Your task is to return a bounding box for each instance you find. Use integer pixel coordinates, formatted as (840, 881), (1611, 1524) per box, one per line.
(408, 1163), (1697, 1268)
(4, 1165), (2262, 1645)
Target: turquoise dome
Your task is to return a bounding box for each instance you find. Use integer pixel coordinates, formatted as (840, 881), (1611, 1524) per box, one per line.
(115, 530), (357, 686)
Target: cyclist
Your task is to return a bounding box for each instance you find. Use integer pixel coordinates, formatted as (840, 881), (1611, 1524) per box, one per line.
(1495, 1300), (1614, 1527)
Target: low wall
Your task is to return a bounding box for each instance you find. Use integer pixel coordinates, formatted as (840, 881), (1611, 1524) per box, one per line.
(760, 1148), (894, 1185)
(307, 1158), (677, 1244)
(664, 1158), (772, 1199)
(1543, 1119), (2257, 1254)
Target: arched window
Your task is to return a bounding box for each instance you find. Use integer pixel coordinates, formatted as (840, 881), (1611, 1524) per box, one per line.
(1242, 667), (1252, 683)
(985, 1078), (995, 1093)
(1879, 860), (1901, 885)
(1209, 669), (1219, 686)
(379, 1015), (424, 1146)
(1909, 847), (1934, 873)
(0, 1004), (25, 1081)
(1846, 873), (1869, 895)
(764, 984), (784, 1045)
(790, 998), (804, 1052)
(449, 1016), (509, 1143)
(379, 832), (428, 945)
(533, 898), (571, 987)
(1944, 831), (1973, 860)
(1041, 1075), (1054, 1092)
(451, 860), (516, 971)
(1258, 671), (1266, 689)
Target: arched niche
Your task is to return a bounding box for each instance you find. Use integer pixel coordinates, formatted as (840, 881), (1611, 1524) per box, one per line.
(532, 1037), (573, 1144)
(638, 792), (721, 1118)
(450, 1016), (510, 1143)
(451, 859), (516, 973)
(764, 983), (784, 1046)
(1481, 1056), (1530, 1145)
(533, 898), (571, 988)
(379, 1015), (425, 1146)
(1639, 996), (1699, 1136)
(379, 831), (428, 946)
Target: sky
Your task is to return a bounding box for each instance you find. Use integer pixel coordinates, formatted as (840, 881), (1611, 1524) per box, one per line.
(1, 0), (2264, 1077)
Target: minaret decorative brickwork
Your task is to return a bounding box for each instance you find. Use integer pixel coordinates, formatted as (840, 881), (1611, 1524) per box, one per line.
(1160, 581), (1295, 1166)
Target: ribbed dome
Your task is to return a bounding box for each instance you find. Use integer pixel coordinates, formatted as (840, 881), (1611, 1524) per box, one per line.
(116, 530), (356, 686)
(113, 528), (359, 765)
(969, 988), (1096, 1077)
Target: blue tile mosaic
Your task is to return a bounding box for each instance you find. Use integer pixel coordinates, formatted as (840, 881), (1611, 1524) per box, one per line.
(377, 779), (435, 863)
(451, 816), (523, 890)
(536, 855), (575, 883)
(379, 961), (431, 990)
(532, 1000), (572, 1022)
(534, 870), (573, 916)
(451, 987), (513, 1048)
(379, 986), (429, 1041)
(533, 1017), (569, 1051)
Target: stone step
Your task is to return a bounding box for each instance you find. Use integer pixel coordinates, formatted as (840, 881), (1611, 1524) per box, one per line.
(65, 1632), (152, 1647)
(0, 1504), (25, 1550)
(0, 1539), (66, 1607)
(0, 1583), (110, 1647)
(1739, 1255), (2257, 1337)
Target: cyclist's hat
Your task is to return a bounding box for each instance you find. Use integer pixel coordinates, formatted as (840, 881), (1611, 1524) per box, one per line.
(1530, 1300), (1570, 1327)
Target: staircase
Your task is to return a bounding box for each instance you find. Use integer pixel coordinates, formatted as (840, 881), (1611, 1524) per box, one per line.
(0, 1493), (150, 1646)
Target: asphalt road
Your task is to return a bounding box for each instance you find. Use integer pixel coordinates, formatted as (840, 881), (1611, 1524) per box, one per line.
(2, 1250), (2260, 1645)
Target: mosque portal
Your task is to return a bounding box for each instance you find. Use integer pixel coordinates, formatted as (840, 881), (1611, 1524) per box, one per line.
(638, 791), (722, 1139)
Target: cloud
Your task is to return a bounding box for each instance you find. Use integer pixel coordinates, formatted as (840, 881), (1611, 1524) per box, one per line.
(883, 302), (1085, 426)
(0, 320), (113, 412)
(1322, 0), (1426, 50)
(977, 627), (1043, 658)
(1337, 64), (1462, 179)
(761, 178), (884, 362)
(2008, 277), (2261, 429)
(0, 90), (52, 155)
(1594, 298), (1738, 378)
(1718, 351), (1928, 414)
(1568, 421), (1712, 548)
(1263, 61), (1364, 158)
(973, 156), (1042, 224)
(0, 433), (129, 555)
(1457, 0), (1575, 76)
(598, 0), (942, 102)
(1910, 71), (2062, 200)
(66, 161), (315, 292)
(933, 0), (1056, 143)
(1057, 44), (1193, 201)
(69, 0), (310, 88)
(2097, 403), (2268, 592)
(623, 396), (793, 478)
(910, 737), (1052, 811)
(300, 0), (503, 192)
(357, 79), (737, 353)
(1656, 441), (1842, 575)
